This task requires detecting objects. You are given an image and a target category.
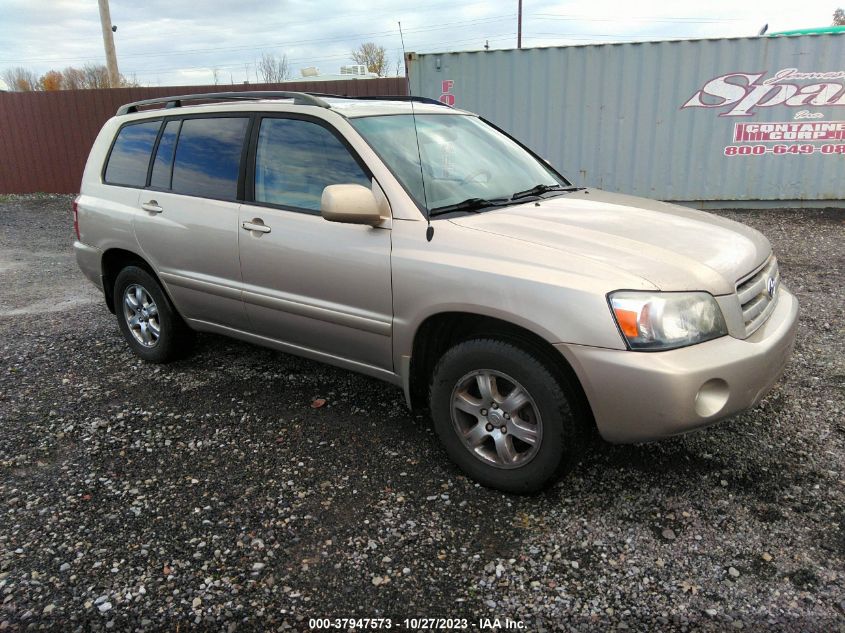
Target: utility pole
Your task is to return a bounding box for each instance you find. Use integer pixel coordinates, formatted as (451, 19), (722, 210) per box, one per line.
(517, 0), (523, 49)
(97, 0), (120, 87)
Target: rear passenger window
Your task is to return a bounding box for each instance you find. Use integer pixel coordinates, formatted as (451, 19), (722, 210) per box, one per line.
(150, 120), (180, 190)
(254, 118), (371, 211)
(104, 120), (160, 187)
(171, 117), (248, 200)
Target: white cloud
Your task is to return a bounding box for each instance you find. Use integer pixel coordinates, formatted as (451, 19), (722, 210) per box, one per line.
(0, 0), (840, 86)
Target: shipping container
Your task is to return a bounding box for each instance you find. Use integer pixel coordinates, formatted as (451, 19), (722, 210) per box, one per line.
(407, 34), (845, 208)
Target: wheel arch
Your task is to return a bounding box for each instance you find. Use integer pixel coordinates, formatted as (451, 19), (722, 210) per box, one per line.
(101, 248), (161, 313)
(406, 311), (594, 427)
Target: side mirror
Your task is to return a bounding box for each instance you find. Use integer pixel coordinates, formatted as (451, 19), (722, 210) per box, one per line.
(321, 184), (383, 226)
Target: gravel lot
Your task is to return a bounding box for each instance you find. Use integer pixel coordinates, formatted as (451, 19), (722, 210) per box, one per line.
(0, 194), (843, 632)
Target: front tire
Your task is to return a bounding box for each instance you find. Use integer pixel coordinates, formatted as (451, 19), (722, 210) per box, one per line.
(114, 266), (193, 363)
(430, 338), (584, 493)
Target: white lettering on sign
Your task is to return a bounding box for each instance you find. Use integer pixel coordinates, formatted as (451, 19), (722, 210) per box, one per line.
(734, 121), (845, 142)
(794, 110), (824, 120)
(682, 68), (845, 117)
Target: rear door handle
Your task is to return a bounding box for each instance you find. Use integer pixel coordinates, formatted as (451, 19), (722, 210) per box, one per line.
(141, 200), (163, 214)
(241, 220), (271, 234)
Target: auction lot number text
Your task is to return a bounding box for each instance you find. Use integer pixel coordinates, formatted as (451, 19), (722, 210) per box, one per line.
(309, 618), (525, 630)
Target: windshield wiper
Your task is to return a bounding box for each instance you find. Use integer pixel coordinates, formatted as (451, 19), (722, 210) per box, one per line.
(428, 197), (511, 217)
(510, 184), (584, 201)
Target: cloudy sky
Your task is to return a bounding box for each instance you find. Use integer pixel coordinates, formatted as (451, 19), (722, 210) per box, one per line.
(0, 0), (840, 87)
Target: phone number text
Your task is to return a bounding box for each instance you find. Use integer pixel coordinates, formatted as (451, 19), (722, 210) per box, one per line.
(723, 143), (845, 156)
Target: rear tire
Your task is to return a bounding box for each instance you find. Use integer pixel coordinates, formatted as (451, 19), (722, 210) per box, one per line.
(114, 266), (193, 363)
(430, 338), (584, 493)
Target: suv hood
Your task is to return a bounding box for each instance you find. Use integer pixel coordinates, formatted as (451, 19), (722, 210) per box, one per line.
(449, 189), (771, 295)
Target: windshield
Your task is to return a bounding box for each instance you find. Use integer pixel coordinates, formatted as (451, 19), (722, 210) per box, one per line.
(350, 114), (567, 213)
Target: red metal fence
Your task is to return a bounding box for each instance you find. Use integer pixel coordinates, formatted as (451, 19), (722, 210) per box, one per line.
(0, 78), (407, 194)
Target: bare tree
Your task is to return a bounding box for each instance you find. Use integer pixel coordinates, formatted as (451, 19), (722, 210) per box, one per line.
(351, 42), (388, 76)
(211, 67), (221, 85)
(81, 63), (136, 88)
(61, 66), (85, 90)
(2, 67), (39, 91)
(81, 63), (111, 89)
(834, 8), (845, 24)
(68, 64), (136, 88)
(256, 52), (291, 83)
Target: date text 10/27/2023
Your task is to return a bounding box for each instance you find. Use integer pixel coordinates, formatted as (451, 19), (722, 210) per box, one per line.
(308, 618), (526, 630)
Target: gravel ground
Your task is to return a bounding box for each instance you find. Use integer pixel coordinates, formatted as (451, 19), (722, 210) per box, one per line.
(0, 194), (843, 632)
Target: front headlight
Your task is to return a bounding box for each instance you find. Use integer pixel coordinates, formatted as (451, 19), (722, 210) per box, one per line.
(608, 291), (727, 351)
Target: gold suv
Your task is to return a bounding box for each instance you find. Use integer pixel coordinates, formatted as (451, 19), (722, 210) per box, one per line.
(74, 92), (798, 492)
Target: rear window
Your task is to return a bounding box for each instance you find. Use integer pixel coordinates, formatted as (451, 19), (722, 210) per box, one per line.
(104, 120), (161, 187)
(171, 117), (248, 200)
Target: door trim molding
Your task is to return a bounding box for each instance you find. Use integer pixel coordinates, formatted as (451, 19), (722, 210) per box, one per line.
(242, 290), (391, 337)
(187, 318), (401, 384)
(159, 271), (242, 301)
(161, 270), (391, 337)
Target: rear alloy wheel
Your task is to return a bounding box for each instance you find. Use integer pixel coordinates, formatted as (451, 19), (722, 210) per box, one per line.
(430, 338), (584, 493)
(122, 284), (161, 348)
(114, 266), (193, 363)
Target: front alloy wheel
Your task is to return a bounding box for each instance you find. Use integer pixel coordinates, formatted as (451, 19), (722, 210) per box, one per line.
(451, 370), (543, 469)
(430, 338), (585, 493)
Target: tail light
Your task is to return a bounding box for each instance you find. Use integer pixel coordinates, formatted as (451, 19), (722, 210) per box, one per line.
(72, 195), (81, 240)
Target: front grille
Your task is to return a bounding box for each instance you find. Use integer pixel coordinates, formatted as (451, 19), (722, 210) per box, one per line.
(736, 256), (779, 336)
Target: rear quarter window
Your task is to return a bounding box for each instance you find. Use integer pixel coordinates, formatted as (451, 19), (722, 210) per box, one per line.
(150, 119), (181, 190)
(104, 120), (161, 187)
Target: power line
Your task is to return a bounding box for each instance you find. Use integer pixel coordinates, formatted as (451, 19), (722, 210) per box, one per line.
(142, 0), (503, 40)
(0, 14), (515, 64)
(0, 3), (751, 85)
(530, 13), (744, 22)
(124, 33), (521, 78)
(121, 22), (721, 80)
(0, 10), (746, 66)
(527, 31), (704, 39)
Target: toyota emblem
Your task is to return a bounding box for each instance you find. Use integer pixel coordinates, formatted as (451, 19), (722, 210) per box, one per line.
(766, 277), (776, 298)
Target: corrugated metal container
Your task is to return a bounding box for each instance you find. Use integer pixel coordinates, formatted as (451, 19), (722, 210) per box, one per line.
(408, 35), (845, 207)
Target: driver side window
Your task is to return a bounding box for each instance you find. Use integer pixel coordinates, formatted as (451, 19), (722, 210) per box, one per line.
(254, 118), (371, 212)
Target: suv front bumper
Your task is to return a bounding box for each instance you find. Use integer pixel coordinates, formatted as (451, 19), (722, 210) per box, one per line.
(558, 286), (799, 443)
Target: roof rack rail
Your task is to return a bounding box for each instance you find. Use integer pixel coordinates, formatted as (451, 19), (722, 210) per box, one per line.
(116, 91), (330, 115)
(310, 93), (450, 108)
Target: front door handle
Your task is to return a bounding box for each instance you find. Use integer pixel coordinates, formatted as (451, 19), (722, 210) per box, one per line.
(241, 220), (271, 234)
(141, 200), (163, 214)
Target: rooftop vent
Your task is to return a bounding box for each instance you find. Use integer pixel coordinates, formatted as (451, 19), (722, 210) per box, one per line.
(340, 64), (369, 76)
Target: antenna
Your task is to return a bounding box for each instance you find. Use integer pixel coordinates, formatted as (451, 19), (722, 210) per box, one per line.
(399, 22), (434, 242)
